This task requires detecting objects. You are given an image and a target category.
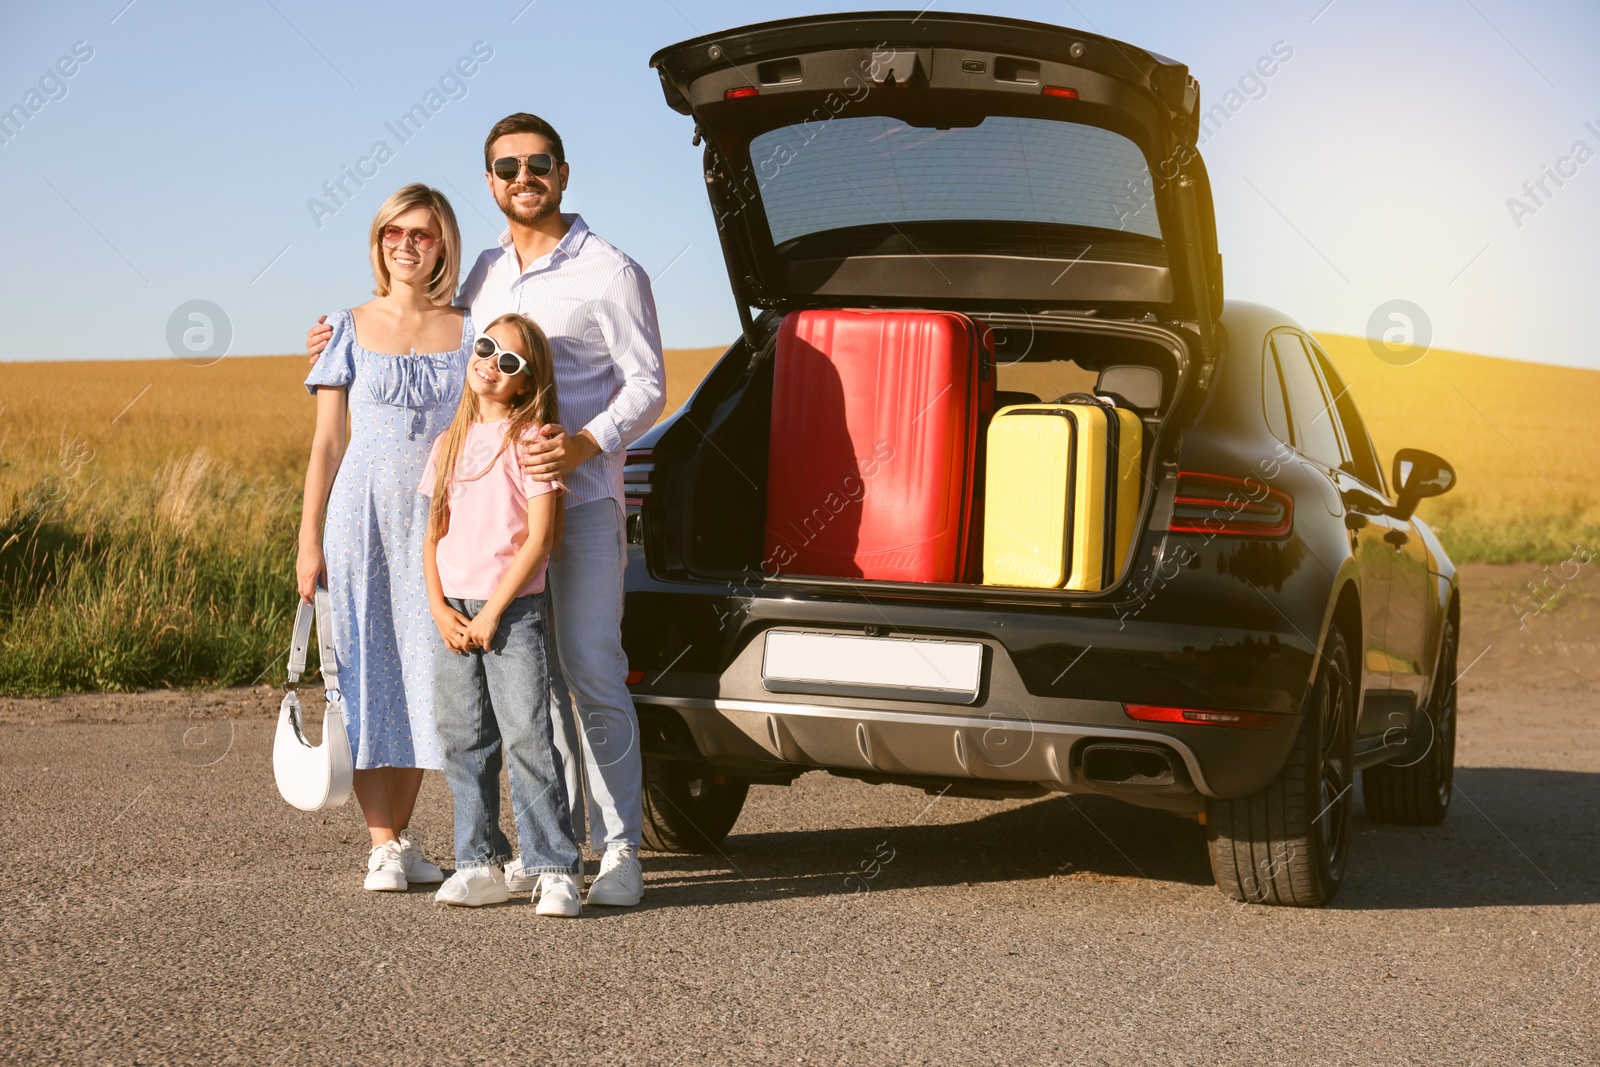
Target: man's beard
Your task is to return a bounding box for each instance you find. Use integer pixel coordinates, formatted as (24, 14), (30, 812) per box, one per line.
(497, 183), (560, 226)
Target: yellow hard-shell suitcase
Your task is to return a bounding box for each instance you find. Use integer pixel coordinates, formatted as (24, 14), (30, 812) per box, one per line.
(981, 398), (1143, 591)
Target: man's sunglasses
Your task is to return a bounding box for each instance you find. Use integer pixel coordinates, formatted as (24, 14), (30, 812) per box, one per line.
(473, 335), (529, 376)
(380, 225), (437, 252)
(490, 153), (557, 182)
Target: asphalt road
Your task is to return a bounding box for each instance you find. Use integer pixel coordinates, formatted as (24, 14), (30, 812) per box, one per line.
(2, 563), (1596, 1066)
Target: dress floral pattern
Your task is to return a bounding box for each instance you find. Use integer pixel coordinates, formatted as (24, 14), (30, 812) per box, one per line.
(304, 308), (470, 769)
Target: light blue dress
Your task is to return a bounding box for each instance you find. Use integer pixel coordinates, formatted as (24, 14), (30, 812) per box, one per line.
(304, 307), (471, 770)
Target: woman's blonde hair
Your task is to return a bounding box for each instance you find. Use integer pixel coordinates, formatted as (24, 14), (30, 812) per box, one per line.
(426, 313), (561, 542)
(369, 184), (461, 305)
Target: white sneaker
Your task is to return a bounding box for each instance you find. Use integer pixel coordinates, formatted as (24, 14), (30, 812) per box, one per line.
(434, 866), (510, 907)
(363, 841), (407, 892)
(504, 857), (538, 893)
(534, 873), (582, 917)
(586, 843), (643, 906)
(399, 838), (443, 884)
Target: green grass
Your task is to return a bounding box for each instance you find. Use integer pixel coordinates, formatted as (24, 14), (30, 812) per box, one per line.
(0, 447), (300, 696)
(1416, 493), (1598, 565)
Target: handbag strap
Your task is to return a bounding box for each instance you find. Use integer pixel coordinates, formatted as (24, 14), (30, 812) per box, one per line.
(285, 588), (340, 695)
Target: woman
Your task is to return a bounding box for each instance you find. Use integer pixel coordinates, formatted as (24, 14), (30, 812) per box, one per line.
(297, 183), (471, 891)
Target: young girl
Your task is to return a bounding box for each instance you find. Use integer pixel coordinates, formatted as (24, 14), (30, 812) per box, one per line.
(420, 313), (583, 916)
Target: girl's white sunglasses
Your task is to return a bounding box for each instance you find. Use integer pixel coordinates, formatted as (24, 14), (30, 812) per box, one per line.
(472, 335), (528, 376)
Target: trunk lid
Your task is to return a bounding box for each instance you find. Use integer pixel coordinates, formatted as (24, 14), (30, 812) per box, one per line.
(650, 11), (1223, 356)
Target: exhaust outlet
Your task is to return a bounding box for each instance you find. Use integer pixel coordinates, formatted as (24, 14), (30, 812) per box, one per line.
(1079, 743), (1180, 788)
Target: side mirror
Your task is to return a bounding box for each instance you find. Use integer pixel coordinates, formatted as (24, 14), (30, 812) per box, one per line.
(1390, 448), (1455, 521)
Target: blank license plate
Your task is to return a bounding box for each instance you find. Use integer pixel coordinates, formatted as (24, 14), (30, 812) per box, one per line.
(762, 631), (984, 705)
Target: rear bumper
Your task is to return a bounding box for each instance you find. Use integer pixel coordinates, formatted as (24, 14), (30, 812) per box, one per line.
(622, 555), (1319, 804)
(635, 694), (1215, 811)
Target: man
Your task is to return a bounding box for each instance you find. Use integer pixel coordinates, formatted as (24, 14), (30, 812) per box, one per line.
(307, 112), (664, 906)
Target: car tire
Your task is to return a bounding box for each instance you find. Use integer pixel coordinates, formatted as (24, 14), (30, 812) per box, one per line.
(1205, 625), (1355, 906)
(1362, 616), (1457, 825)
(640, 757), (749, 854)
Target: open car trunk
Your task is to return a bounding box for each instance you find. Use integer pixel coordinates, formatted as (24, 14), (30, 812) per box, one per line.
(670, 309), (1194, 598)
(642, 12), (1224, 600)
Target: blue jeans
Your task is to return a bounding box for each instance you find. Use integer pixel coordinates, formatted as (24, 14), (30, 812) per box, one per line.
(547, 498), (643, 849)
(432, 594), (579, 875)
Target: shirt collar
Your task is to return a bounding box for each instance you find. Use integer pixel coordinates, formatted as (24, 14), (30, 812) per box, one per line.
(554, 213), (589, 258)
(496, 213), (589, 273)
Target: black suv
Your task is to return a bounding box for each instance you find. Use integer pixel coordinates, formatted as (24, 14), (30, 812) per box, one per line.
(620, 12), (1460, 906)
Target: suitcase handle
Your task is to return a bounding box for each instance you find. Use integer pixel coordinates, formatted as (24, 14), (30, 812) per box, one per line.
(1051, 391), (1111, 407)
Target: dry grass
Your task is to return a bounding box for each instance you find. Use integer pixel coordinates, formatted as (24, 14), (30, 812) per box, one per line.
(1, 337), (1595, 694)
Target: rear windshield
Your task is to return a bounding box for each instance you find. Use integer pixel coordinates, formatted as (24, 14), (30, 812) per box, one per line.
(749, 115), (1162, 245)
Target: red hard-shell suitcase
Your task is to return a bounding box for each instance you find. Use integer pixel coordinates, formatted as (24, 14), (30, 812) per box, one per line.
(764, 309), (993, 583)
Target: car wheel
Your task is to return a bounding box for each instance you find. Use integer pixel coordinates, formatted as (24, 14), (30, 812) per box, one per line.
(1362, 616), (1457, 825)
(640, 756), (749, 854)
(1205, 625), (1355, 906)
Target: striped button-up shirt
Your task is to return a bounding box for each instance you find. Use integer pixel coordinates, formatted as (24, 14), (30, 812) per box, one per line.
(458, 213), (666, 508)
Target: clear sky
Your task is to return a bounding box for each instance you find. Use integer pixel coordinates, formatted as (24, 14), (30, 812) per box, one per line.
(2, 1), (1597, 367)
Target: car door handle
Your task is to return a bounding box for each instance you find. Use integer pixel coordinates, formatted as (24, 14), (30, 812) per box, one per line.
(1384, 528), (1410, 548)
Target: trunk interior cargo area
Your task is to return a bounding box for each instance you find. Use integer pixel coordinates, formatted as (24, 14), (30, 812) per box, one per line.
(676, 310), (1191, 596)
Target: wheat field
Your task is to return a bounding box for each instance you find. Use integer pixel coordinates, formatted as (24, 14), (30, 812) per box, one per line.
(1, 338), (1595, 694)
(1316, 335), (1600, 560)
(0, 347), (722, 695)
(0, 347), (728, 483)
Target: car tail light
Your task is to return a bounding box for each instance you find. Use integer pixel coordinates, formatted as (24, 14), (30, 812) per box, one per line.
(1168, 471), (1292, 538)
(624, 449), (654, 510)
(724, 86), (760, 99)
(1124, 703), (1284, 730)
(625, 670), (645, 685)
(1042, 85), (1079, 99)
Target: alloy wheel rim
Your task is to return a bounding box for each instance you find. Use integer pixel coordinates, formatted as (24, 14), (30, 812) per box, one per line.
(1318, 656), (1351, 877)
(1434, 630), (1457, 806)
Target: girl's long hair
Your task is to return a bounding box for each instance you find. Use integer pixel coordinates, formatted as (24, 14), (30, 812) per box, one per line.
(426, 313), (560, 542)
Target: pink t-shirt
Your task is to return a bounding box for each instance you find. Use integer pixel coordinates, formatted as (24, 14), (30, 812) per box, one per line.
(419, 420), (561, 600)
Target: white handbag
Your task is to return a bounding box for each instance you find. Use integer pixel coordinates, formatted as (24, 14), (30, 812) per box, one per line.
(273, 588), (354, 811)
